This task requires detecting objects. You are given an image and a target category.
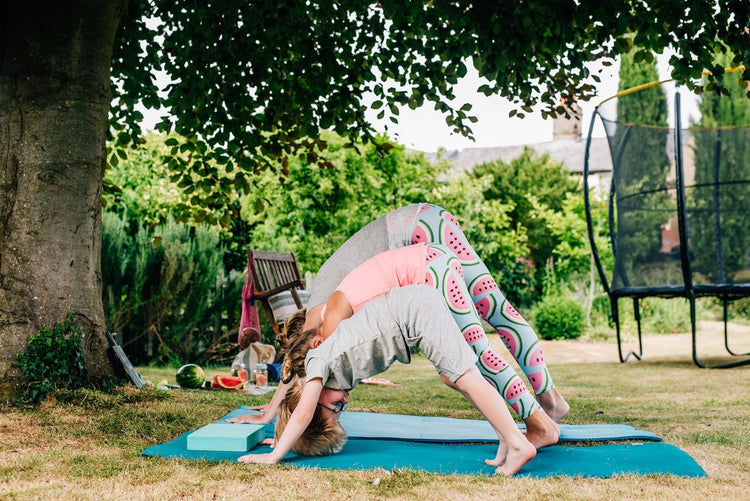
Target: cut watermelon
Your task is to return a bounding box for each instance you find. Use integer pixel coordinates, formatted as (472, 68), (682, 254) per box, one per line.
(475, 294), (497, 319)
(411, 221), (432, 244)
(425, 267), (438, 287)
(211, 375), (244, 390)
(449, 257), (465, 281)
(441, 209), (462, 231)
(425, 244), (444, 264)
(440, 219), (478, 265)
(503, 379), (527, 400)
(443, 268), (471, 314)
(469, 274), (499, 296)
(524, 341), (545, 367)
(501, 299), (528, 325)
(497, 326), (522, 358)
(527, 369), (549, 392)
(232, 369), (248, 382)
(511, 397), (525, 417)
(479, 350), (507, 374)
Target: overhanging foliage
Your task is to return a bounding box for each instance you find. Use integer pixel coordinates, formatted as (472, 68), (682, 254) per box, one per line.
(109, 0), (750, 224)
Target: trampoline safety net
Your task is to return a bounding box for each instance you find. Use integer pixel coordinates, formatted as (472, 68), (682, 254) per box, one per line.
(584, 85), (750, 368)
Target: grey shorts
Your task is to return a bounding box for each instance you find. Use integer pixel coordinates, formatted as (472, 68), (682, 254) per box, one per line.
(387, 285), (478, 382)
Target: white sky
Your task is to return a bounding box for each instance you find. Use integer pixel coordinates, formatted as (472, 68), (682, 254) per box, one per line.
(364, 54), (701, 152)
(366, 59), (621, 152)
(140, 53), (699, 153)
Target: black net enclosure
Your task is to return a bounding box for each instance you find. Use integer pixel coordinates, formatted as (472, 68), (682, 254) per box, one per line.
(583, 70), (750, 368)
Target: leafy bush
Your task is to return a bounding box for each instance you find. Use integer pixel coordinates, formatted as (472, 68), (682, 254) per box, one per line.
(533, 295), (585, 340)
(17, 311), (89, 403)
(632, 297), (692, 335)
(102, 213), (245, 366)
(470, 148), (580, 299)
(590, 294), (613, 327)
(729, 297), (750, 322)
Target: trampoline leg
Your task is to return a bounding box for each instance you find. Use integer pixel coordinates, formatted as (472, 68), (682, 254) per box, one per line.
(692, 296), (750, 369)
(631, 298), (643, 361)
(613, 296), (642, 363)
(723, 299), (750, 357)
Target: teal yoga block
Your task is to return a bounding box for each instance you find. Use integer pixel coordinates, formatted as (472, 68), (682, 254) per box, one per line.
(187, 423), (265, 452)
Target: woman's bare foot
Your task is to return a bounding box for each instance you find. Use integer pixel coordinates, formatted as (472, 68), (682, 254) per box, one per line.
(536, 387), (570, 422)
(523, 408), (560, 449)
(488, 437), (536, 476)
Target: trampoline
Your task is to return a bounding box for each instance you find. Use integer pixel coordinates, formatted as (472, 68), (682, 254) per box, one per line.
(583, 69), (750, 368)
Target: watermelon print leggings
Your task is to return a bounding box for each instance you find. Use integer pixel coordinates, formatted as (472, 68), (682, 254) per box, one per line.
(413, 204), (553, 420)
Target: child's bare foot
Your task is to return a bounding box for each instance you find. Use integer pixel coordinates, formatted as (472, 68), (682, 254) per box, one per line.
(536, 387), (570, 422)
(523, 408), (560, 449)
(485, 439), (509, 467)
(494, 437), (536, 476)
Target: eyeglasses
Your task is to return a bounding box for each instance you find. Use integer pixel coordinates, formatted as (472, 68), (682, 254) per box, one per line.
(317, 401), (347, 414)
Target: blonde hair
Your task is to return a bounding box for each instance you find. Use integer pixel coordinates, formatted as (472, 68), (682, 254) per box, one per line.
(277, 309), (312, 383)
(278, 308), (307, 349)
(280, 325), (320, 384)
(275, 379), (347, 456)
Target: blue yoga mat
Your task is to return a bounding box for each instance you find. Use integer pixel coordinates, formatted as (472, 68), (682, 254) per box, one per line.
(222, 408), (662, 443)
(142, 431), (705, 478)
(141, 410), (705, 478)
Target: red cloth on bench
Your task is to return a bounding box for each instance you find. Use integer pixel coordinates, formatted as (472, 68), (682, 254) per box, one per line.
(238, 250), (261, 348)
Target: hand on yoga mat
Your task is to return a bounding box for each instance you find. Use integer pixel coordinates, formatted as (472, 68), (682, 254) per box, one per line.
(226, 412), (271, 425)
(237, 452), (278, 465)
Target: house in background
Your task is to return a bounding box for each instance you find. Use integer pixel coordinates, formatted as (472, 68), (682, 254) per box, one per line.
(437, 104), (613, 196)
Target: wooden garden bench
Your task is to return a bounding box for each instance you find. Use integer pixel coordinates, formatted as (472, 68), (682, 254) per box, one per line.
(249, 249), (307, 334)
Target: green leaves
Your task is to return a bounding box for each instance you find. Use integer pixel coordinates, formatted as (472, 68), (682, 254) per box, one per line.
(17, 311), (89, 404)
(106, 0), (750, 229)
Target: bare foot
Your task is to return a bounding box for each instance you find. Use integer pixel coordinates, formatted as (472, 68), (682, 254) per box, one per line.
(495, 437), (536, 476)
(536, 387), (570, 422)
(523, 408), (560, 449)
(485, 439), (509, 467)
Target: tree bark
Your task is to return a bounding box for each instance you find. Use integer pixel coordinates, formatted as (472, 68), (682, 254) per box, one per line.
(0, 0), (127, 400)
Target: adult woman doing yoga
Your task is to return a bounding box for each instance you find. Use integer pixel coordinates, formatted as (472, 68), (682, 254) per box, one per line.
(233, 204), (568, 430)
(281, 242), (559, 449)
(303, 203), (569, 421)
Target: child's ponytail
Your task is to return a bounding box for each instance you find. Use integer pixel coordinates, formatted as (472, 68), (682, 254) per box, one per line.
(278, 308), (307, 349)
(280, 325), (319, 383)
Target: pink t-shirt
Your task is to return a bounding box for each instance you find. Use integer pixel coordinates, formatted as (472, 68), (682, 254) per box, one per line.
(335, 243), (427, 313)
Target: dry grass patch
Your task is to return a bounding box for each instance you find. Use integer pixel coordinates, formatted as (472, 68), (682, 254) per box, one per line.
(1, 324), (747, 500)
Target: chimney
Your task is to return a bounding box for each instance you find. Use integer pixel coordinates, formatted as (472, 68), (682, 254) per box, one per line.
(553, 98), (582, 140)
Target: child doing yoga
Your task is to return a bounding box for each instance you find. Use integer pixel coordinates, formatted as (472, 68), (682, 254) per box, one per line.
(237, 285), (537, 476)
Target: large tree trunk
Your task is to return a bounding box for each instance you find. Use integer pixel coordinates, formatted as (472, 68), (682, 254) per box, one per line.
(0, 0), (127, 401)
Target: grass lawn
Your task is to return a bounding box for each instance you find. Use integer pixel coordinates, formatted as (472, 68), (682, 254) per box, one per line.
(1, 322), (747, 500)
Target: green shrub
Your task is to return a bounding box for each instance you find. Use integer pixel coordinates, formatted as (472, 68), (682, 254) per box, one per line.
(533, 295), (585, 340)
(470, 148), (581, 301)
(102, 213), (245, 366)
(729, 296), (750, 322)
(591, 294), (613, 327)
(17, 311), (89, 403)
